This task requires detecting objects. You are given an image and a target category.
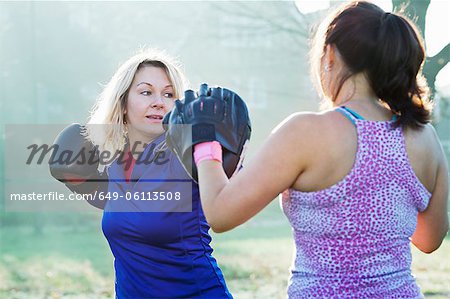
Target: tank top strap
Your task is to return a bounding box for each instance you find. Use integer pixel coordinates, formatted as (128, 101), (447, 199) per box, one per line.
(336, 106), (364, 126)
(338, 106), (399, 123)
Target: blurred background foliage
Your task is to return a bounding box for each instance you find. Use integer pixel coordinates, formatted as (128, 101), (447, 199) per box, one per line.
(1, 1), (449, 298)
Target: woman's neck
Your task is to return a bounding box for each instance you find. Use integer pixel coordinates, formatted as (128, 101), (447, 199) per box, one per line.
(333, 73), (378, 107)
(127, 131), (159, 159)
(332, 73), (394, 120)
(333, 74), (398, 120)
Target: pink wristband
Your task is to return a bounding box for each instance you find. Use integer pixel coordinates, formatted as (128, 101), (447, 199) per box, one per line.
(194, 141), (222, 165)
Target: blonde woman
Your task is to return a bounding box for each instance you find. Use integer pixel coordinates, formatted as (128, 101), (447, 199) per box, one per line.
(50, 49), (232, 298)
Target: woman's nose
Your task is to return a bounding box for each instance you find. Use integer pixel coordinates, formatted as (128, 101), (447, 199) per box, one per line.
(151, 97), (165, 109)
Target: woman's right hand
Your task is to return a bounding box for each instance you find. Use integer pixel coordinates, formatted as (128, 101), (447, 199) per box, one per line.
(49, 123), (107, 197)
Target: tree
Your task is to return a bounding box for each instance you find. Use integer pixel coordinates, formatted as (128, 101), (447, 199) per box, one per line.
(212, 1), (449, 117)
(392, 0), (449, 101)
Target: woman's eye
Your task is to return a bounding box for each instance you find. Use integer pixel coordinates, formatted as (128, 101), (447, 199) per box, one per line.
(164, 93), (174, 98)
(141, 90), (151, 96)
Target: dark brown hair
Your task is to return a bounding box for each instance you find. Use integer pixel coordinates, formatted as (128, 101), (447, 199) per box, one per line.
(314, 1), (431, 129)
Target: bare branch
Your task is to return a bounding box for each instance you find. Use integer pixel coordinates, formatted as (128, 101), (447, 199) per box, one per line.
(392, 0), (430, 35)
(424, 42), (450, 85)
(209, 1), (310, 39)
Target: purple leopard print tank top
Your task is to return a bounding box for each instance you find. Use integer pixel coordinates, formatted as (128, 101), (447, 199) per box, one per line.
(281, 107), (431, 299)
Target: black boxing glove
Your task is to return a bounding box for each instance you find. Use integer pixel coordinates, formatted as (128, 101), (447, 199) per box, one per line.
(49, 123), (107, 209)
(163, 83), (251, 182)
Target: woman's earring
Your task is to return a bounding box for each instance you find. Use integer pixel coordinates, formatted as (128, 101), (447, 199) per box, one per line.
(123, 115), (128, 137)
(123, 121), (128, 137)
(324, 64), (331, 72)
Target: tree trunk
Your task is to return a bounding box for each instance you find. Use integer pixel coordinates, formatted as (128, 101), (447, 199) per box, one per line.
(393, 0), (450, 99)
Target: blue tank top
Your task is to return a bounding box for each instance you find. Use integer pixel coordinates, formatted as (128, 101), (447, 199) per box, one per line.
(101, 135), (232, 298)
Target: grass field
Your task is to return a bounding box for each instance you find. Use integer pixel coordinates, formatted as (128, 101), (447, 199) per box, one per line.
(1, 201), (449, 299)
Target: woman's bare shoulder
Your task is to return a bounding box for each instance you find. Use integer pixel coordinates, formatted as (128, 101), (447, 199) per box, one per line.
(273, 110), (343, 135)
(269, 110), (351, 161)
(405, 123), (444, 158)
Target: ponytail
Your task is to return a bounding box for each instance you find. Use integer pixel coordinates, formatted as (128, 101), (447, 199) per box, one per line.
(368, 12), (431, 128)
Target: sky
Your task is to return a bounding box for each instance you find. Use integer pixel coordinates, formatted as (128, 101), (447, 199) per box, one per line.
(295, 0), (450, 92)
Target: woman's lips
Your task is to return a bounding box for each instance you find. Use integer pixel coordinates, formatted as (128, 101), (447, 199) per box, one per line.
(145, 114), (164, 123)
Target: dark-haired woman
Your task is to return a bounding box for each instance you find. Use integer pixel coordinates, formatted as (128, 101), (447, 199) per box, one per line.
(191, 1), (449, 298)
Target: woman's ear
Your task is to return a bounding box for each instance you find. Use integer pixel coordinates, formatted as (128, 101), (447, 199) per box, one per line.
(324, 44), (335, 71)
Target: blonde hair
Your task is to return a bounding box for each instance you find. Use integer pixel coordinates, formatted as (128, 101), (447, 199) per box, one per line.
(86, 48), (188, 164)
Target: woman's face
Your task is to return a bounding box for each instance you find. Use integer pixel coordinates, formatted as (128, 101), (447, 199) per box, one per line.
(125, 66), (175, 143)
